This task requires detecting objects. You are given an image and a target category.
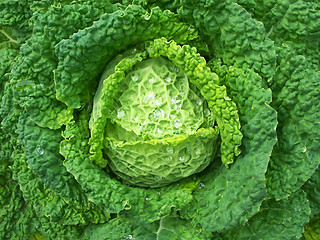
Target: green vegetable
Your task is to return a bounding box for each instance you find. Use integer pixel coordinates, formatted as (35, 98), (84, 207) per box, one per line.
(1, 0), (320, 239)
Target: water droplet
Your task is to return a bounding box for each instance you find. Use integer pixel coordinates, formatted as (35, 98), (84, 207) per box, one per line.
(169, 114), (177, 120)
(149, 109), (165, 121)
(131, 73), (139, 82)
(174, 119), (182, 129)
(145, 197), (150, 201)
(144, 14), (150, 20)
(37, 147), (44, 155)
(149, 77), (155, 83)
(139, 125), (144, 132)
(179, 156), (185, 163)
(294, 207), (301, 211)
(117, 109), (126, 118)
(197, 99), (203, 106)
(282, 217), (292, 224)
(196, 148), (201, 155)
(204, 109), (211, 117)
(171, 96), (182, 110)
(124, 235), (133, 239)
(164, 76), (171, 83)
(175, 104), (182, 110)
(156, 109), (165, 118)
(166, 147), (174, 154)
(18, 78), (32, 87)
(154, 175), (163, 181)
(198, 182), (205, 189)
(170, 96), (179, 105)
(154, 97), (163, 106)
(156, 127), (163, 136)
(169, 66), (175, 72)
(143, 91), (156, 104)
(134, 117), (139, 122)
(165, 156), (172, 162)
(131, 48), (137, 54)
(174, 67), (180, 73)
(188, 25), (195, 31)
(301, 146), (307, 153)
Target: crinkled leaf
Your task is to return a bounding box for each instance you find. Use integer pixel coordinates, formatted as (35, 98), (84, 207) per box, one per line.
(82, 214), (211, 240)
(54, 5), (200, 108)
(16, 113), (85, 203)
(266, 46), (320, 200)
(180, 65), (277, 232)
(301, 213), (320, 240)
(11, 1), (118, 129)
(178, 0), (277, 80)
(303, 167), (320, 216)
(61, 107), (196, 224)
(217, 189), (310, 240)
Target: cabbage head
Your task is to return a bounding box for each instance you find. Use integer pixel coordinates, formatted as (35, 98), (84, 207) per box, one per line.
(1, 0), (320, 239)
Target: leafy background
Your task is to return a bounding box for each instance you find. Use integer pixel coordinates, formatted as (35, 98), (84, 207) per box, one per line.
(0, 0), (320, 239)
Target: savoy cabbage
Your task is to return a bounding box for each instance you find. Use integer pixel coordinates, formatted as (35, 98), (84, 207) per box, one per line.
(1, 0), (320, 239)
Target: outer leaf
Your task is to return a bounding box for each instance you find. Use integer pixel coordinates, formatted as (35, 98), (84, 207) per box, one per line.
(54, 5), (200, 109)
(218, 189), (311, 240)
(178, 0), (277, 80)
(268, 1), (320, 71)
(237, 0), (320, 72)
(0, 144), (38, 240)
(0, 0), (33, 43)
(180, 65), (277, 232)
(302, 214), (320, 240)
(0, 48), (18, 101)
(303, 167), (320, 216)
(16, 113), (85, 203)
(0, 27), (19, 50)
(0, 48), (33, 239)
(82, 214), (211, 240)
(0, 0), (32, 28)
(11, 1), (118, 129)
(11, 143), (110, 228)
(0, 186), (38, 240)
(1, 79), (21, 137)
(266, 46), (320, 200)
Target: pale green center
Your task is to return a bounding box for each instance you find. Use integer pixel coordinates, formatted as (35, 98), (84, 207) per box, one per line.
(108, 57), (213, 140)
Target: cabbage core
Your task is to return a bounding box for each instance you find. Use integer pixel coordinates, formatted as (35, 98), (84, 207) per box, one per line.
(89, 38), (242, 187)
